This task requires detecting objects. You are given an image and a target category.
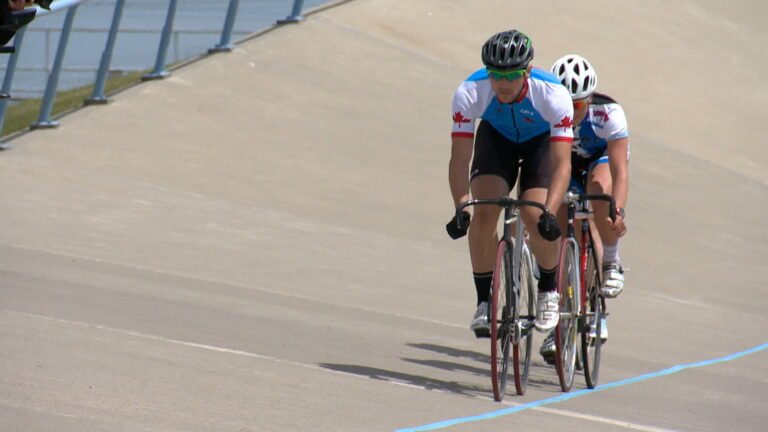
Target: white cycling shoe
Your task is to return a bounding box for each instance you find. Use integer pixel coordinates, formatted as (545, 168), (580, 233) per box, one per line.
(539, 330), (556, 364)
(540, 319), (609, 364)
(601, 263), (625, 298)
(535, 291), (559, 332)
(470, 301), (491, 338)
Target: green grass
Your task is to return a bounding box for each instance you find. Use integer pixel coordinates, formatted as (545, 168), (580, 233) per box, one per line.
(2, 69), (148, 137)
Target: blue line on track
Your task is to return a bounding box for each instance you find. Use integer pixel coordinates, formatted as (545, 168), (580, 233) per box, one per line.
(395, 343), (768, 432)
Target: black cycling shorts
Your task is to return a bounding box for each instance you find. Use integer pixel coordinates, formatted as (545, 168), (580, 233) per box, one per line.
(470, 120), (552, 193)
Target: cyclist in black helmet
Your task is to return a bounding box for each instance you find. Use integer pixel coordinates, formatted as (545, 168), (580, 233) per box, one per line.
(446, 30), (575, 336)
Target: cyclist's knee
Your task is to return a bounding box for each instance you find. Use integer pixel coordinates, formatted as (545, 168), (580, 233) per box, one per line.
(470, 207), (499, 231)
(588, 168), (612, 194)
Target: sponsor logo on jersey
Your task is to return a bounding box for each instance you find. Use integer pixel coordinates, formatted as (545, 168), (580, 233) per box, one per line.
(520, 109), (535, 116)
(594, 111), (610, 122)
(453, 111), (471, 126)
(554, 115), (574, 130)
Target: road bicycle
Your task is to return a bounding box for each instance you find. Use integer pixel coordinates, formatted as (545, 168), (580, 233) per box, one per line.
(554, 191), (616, 391)
(455, 197), (545, 400)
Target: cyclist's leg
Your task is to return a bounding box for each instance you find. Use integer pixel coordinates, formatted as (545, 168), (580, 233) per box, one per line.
(517, 133), (560, 331)
(587, 158), (617, 253)
(469, 175), (508, 274)
(467, 121), (518, 333)
(542, 159), (588, 362)
(587, 158), (625, 297)
(519, 188), (558, 270)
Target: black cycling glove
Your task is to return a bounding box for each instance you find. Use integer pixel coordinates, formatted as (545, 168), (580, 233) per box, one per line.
(537, 211), (561, 241)
(446, 210), (471, 240)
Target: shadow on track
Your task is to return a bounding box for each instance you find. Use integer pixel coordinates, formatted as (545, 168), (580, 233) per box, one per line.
(319, 342), (564, 399)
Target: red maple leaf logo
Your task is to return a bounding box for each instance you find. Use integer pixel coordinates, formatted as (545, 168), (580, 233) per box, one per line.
(554, 115), (574, 130)
(595, 111), (610, 122)
(453, 111), (471, 126)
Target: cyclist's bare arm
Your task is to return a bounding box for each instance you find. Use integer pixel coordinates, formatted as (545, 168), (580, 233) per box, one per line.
(606, 137), (629, 236)
(545, 139), (572, 214)
(449, 136), (473, 207)
(606, 137), (629, 209)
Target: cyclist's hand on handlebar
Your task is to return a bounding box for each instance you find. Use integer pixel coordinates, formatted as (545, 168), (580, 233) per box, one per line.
(446, 210), (471, 240)
(537, 211), (561, 241)
(607, 214), (627, 238)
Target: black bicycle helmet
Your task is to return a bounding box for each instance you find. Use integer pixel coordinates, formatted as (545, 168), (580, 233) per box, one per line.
(481, 30), (534, 70)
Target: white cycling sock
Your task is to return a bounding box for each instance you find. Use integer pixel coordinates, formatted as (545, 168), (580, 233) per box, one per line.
(603, 242), (620, 265)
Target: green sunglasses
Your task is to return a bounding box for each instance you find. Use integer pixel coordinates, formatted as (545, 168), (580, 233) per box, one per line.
(487, 68), (527, 81)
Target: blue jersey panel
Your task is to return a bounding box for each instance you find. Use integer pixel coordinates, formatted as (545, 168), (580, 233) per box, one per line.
(575, 119), (608, 156)
(481, 97), (548, 142)
(529, 68), (561, 85)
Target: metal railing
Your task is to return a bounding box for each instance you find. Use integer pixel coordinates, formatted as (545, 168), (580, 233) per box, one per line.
(0, 0), (311, 146)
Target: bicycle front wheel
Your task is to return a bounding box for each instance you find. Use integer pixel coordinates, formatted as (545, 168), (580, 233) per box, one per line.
(512, 243), (535, 395)
(581, 242), (603, 388)
(490, 240), (512, 402)
(555, 238), (579, 392)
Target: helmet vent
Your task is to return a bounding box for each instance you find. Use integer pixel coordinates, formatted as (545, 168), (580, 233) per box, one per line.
(481, 30), (535, 69)
(550, 54), (598, 99)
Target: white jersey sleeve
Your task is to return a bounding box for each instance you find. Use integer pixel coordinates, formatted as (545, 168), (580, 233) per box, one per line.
(451, 81), (483, 139)
(592, 103), (629, 141)
(529, 82), (574, 143)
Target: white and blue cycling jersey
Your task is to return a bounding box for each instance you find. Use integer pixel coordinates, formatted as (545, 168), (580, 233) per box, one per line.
(573, 93), (629, 161)
(451, 68), (574, 144)
(568, 94), (630, 193)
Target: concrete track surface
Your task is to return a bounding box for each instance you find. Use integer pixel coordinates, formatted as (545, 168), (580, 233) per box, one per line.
(1, 1), (766, 431)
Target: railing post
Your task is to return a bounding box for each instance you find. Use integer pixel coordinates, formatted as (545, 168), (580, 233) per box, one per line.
(86, 0), (126, 105)
(0, 27), (28, 149)
(31, 5), (79, 130)
(143, 0), (179, 80)
(209, 0), (239, 53)
(278, 0), (306, 24)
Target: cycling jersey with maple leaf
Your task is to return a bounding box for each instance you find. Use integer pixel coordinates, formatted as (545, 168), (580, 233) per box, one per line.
(451, 68), (574, 144)
(572, 93), (629, 158)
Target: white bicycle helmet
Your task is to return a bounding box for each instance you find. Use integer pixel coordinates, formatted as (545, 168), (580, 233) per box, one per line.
(550, 54), (597, 100)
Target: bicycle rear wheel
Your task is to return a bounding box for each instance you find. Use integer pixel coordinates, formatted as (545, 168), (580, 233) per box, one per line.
(490, 240), (512, 402)
(581, 242), (603, 388)
(512, 243), (535, 395)
(555, 238), (579, 392)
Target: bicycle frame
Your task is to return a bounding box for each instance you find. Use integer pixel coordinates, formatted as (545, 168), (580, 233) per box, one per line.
(456, 197), (546, 328)
(455, 196), (546, 399)
(560, 191), (616, 390)
(564, 192), (615, 314)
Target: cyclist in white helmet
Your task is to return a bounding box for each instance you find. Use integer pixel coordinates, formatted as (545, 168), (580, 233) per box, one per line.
(539, 54), (630, 364)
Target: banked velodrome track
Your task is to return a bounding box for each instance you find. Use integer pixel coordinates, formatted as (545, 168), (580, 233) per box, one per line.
(1, 1), (766, 431)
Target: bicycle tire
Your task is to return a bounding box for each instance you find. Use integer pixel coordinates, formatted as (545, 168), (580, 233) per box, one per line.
(555, 238), (579, 392)
(581, 240), (603, 388)
(490, 240), (512, 401)
(511, 242), (535, 395)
